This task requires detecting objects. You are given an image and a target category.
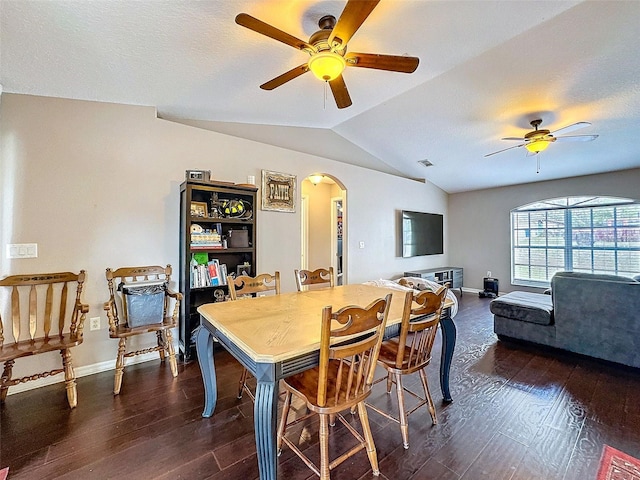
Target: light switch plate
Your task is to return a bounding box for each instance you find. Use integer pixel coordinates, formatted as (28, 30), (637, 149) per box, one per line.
(6, 243), (38, 259)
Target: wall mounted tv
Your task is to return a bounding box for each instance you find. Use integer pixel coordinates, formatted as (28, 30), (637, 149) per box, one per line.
(401, 210), (444, 257)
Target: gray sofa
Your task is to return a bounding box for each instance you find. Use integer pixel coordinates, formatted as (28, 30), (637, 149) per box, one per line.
(491, 271), (640, 368)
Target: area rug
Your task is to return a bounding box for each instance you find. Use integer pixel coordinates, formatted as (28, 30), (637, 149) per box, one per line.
(597, 445), (640, 480)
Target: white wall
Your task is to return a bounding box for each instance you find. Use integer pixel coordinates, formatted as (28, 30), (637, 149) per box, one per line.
(0, 94), (449, 390)
(448, 168), (640, 293)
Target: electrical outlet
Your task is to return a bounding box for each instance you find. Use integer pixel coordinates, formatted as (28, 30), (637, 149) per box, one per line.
(359, 241), (365, 249)
(90, 317), (101, 331)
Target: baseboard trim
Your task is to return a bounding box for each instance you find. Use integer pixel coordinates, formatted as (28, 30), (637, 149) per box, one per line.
(6, 351), (162, 396)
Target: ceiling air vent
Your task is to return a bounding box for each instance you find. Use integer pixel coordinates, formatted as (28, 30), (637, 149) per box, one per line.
(418, 159), (433, 167)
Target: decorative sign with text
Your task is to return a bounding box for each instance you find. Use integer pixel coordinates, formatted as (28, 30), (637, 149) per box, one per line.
(261, 170), (296, 212)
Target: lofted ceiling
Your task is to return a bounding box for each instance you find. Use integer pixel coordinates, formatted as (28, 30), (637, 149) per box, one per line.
(2, 0), (640, 193)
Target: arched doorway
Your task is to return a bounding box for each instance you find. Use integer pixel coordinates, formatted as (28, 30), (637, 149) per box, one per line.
(301, 174), (347, 285)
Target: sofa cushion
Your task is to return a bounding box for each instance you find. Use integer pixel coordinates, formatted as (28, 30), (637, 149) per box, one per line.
(552, 271), (635, 283)
(490, 291), (554, 326)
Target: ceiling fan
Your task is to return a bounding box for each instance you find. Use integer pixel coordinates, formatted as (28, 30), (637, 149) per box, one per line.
(235, 0), (419, 109)
(485, 119), (599, 157)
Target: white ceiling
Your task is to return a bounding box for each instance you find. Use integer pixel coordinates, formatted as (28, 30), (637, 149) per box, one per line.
(2, 0), (640, 193)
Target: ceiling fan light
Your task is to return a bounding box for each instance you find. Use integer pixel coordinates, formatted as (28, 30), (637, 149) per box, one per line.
(308, 52), (346, 82)
(525, 139), (551, 154)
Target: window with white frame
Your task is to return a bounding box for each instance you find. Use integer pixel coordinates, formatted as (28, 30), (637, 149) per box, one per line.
(511, 196), (640, 287)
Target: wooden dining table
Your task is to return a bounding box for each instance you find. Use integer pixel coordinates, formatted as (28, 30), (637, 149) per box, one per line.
(195, 283), (456, 480)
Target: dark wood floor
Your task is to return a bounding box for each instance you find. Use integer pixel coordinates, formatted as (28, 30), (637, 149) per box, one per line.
(2, 293), (640, 479)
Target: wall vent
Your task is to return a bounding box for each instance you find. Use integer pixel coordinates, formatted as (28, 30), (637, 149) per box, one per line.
(418, 159), (433, 167)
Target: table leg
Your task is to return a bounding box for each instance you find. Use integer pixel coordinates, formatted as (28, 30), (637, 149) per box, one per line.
(195, 325), (218, 417)
(254, 363), (279, 480)
(439, 312), (457, 403)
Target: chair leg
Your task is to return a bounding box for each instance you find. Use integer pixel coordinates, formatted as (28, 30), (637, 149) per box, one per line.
(60, 349), (78, 408)
(277, 391), (292, 455)
(237, 368), (249, 398)
(386, 372), (393, 394)
(394, 373), (410, 449)
(114, 337), (126, 395)
(165, 329), (178, 378)
(156, 331), (166, 362)
(357, 402), (380, 476)
(319, 413), (331, 480)
(1, 360), (14, 403)
(419, 369), (438, 425)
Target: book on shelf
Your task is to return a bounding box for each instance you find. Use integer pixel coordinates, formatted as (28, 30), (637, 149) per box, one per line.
(190, 263), (210, 288)
(208, 259), (220, 286)
(219, 264), (228, 285)
(191, 253), (214, 288)
(189, 254), (229, 288)
(190, 226), (222, 249)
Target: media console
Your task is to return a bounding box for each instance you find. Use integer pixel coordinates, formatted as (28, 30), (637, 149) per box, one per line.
(404, 267), (463, 295)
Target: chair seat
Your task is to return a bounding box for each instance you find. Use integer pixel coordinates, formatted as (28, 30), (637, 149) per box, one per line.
(377, 338), (409, 369)
(377, 337), (432, 373)
(284, 359), (370, 413)
(0, 335), (83, 362)
(109, 318), (176, 339)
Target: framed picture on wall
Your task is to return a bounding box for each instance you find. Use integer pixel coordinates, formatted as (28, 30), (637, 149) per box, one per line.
(261, 170), (296, 212)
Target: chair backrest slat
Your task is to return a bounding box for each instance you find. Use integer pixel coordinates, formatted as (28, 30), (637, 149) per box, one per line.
(12, 286), (20, 343)
(227, 272), (280, 300)
(295, 267), (335, 291)
(58, 281), (68, 336)
(29, 284), (37, 340)
(317, 293), (391, 407)
(44, 282), (53, 338)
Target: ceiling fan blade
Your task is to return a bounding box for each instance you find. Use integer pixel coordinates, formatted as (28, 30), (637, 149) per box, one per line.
(236, 13), (314, 52)
(553, 134), (599, 142)
(501, 137), (527, 141)
(550, 121), (591, 136)
(260, 64), (309, 90)
(345, 52), (419, 73)
(329, 0), (380, 48)
(329, 75), (352, 109)
(484, 143), (525, 157)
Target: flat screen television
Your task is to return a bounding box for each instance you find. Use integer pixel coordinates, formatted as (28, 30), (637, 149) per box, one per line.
(401, 210), (444, 257)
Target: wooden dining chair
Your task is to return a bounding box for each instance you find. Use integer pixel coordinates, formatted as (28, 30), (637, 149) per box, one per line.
(226, 271), (280, 399)
(277, 293), (392, 480)
(0, 271), (89, 408)
(104, 265), (181, 395)
(294, 267), (335, 291)
(226, 271), (280, 301)
(367, 286), (447, 449)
